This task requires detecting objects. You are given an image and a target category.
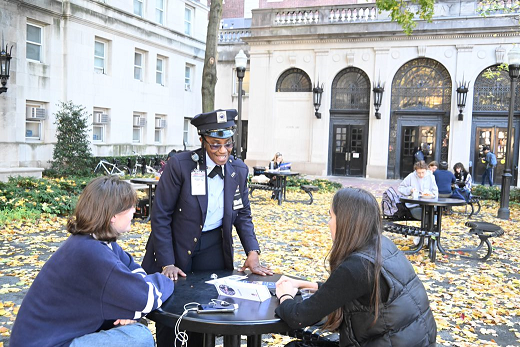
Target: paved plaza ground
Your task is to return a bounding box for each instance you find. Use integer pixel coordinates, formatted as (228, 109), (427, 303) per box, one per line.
(0, 176), (519, 346)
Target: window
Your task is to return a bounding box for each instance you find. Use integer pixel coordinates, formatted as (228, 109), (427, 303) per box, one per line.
(185, 64), (192, 91)
(133, 114), (145, 143)
(183, 118), (191, 145)
(156, 0), (164, 24)
(156, 57), (164, 85)
(275, 68), (312, 92)
(134, 0), (143, 17)
(155, 115), (166, 143)
(184, 6), (193, 35)
(26, 23), (42, 62)
(331, 67), (370, 110)
(134, 52), (143, 81)
(94, 40), (105, 74)
(234, 69), (250, 95)
(25, 103), (46, 141)
(93, 109), (110, 142)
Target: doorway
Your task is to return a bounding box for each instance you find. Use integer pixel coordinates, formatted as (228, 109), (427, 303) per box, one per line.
(400, 126), (436, 177)
(473, 126), (515, 185)
(331, 124), (366, 176)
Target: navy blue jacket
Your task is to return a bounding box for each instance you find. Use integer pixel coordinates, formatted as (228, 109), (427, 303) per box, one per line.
(10, 234), (173, 347)
(142, 149), (260, 274)
(433, 170), (456, 194)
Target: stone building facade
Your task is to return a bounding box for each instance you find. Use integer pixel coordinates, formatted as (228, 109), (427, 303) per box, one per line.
(216, 0), (520, 185)
(0, 0), (208, 172)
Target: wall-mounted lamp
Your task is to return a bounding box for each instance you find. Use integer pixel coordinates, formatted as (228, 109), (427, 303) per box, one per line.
(313, 81), (324, 119)
(456, 80), (469, 121)
(372, 81), (385, 119)
(0, 37), (13, 94)
(234, 49), (248, 159)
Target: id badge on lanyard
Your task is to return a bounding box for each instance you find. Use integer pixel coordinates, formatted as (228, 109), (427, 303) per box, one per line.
(191, 170), (206, 195)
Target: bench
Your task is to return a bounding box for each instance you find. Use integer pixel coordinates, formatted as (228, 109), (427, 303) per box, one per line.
(301, 185), (319, 205)
(249, 183), (276, 197)
(448, 221), (503, 261)
(383, 222), (440, 261)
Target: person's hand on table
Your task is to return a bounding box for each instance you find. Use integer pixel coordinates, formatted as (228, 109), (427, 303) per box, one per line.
(275, 276), (298, 303)
(239, 251), (273, 276)
(114, 319), (137, 326)
(161, 265), (186, 280)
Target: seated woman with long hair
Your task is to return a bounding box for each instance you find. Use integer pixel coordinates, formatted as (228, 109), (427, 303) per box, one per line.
(275, 188), (437, 347)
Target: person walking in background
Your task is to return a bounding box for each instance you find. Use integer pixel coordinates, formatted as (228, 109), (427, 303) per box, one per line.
(481, 146), (497, 186)
(10, 176), (174, 347)
(275, 188), (437, 347)
(433, 161), (456, 197)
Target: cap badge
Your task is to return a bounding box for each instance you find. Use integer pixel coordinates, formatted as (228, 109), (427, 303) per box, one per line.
(217, 111), (226, 123)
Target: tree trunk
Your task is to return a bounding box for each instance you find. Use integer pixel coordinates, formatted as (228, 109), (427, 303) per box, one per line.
(201, 0), (223, 113)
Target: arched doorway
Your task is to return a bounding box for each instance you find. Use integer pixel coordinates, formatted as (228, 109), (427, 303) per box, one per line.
(328, 67), (370, 176)
(388, 58), (452, 179)
(471, 65), (520, 185)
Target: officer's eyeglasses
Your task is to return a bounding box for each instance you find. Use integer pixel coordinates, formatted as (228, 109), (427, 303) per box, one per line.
(207, 142), (234, 151)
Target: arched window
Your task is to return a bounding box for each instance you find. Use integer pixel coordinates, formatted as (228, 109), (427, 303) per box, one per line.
(275, 68), (312, 92)
(391, 58), (452, 111)
(331, 67), (370, 110)
(473, 65), (520, 112)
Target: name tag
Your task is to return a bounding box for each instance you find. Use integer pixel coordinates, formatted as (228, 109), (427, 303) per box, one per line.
(191, 170), (206, 196)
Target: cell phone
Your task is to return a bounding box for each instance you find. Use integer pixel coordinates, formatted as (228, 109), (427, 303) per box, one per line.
(196, 304), (237, 314)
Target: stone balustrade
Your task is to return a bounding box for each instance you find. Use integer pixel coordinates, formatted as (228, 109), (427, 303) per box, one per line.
(219, 29), (251, 43)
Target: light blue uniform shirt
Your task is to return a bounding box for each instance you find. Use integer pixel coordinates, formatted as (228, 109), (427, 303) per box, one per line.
(203, 154), (225, 231)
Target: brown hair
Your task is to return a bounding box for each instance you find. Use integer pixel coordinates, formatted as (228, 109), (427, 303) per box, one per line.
(67, 176), (137, 242)
(414, 160), (428, 171)
(427, 161), (439, 169)
(323, 188), (382, 330)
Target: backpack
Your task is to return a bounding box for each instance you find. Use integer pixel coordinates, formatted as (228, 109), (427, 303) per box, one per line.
(451, 187), (471, 202)
(490, 153), (497, 167)
(382, 187), (411, 220)
(414, 150), (424, 162)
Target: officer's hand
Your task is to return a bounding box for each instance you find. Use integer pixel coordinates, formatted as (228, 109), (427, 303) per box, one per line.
(161, 265), (186, 280)
(239, 252), (273, 276)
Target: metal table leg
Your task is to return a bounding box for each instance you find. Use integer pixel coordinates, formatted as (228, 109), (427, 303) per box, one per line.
(204, 333), (216, 347)
(247, 335), (262, 347)
(144, 183), (153, 223)
(224, 334), (241, 347)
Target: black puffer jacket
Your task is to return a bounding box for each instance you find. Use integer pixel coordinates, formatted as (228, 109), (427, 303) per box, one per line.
(340, 236), (437, 347)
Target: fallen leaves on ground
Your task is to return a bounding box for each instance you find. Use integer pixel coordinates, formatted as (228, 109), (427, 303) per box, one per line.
(0, 190), (519, 346)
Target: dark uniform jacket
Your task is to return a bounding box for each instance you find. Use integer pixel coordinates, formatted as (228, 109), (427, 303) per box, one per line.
(341, 236), (437, 346)
(142, 149), (260, 274)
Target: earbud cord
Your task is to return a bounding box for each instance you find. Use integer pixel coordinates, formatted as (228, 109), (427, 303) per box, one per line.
(174, 302), (199, 346)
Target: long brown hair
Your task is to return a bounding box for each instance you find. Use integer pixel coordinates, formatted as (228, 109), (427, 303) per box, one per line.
(67, 176), (137, 242)
(323, 187), (383, 330)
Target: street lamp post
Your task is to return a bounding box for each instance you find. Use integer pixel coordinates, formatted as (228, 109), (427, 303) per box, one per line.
(234, 49), (247, 159)
(497, 46), (520, 220)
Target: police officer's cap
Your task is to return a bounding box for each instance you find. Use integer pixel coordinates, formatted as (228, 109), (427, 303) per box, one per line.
(191, 109), (237, 139)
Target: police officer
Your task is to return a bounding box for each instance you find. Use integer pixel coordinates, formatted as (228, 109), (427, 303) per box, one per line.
(142, 109), (272, 346)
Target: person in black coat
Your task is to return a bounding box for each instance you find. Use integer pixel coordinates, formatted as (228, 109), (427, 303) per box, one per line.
(142, 109), (272, 346)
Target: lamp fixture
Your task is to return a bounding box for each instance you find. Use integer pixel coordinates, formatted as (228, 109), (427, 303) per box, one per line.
(234, 49), (248, 159)
(456, 80), (469, 121)
(0, 35), (13, 94)
(372, 81), (385, 119)
(312, 81), (324, 119)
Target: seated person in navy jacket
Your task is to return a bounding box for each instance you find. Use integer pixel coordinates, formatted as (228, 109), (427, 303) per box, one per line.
(10, 176), (174, 347)
(433, 161), (456, 197)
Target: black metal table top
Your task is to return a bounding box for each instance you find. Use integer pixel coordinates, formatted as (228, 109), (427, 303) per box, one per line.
(147, 270), (291, 336)
(130, 178), (160, 185)
(400, 196), (467, 207)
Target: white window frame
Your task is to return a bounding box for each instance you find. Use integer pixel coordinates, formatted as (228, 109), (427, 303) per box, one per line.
(26, 23), (42, 62)
(233, 69), (250, 96)
(133, 113), (145, 143)
(183, 118), (191, 146)
(184, 6), (193, 36)
(156, 57), (164, 85)
(154, 115), (165, 144)
(25, 102), (45, 141)
(185, 64), (192, 91)
(94, 40), (106, 74)
(134, 51), (144, 81)
(156, 0), (164, 24)
(93, 108), (109, 143)
(134, 0), (144, 17)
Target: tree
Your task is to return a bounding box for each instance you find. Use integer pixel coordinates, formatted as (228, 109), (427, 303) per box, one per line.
(201, 0), (223, 112)
(50, 101), (93, 176)
(376, 0), (435, 35)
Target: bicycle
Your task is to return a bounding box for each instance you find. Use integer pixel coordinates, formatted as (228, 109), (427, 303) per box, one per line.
(128, 152), (159, 176)
(94, 159), (128, 176)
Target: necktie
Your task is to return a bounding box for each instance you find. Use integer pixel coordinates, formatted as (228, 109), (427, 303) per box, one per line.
(208, 165), (223, 179)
